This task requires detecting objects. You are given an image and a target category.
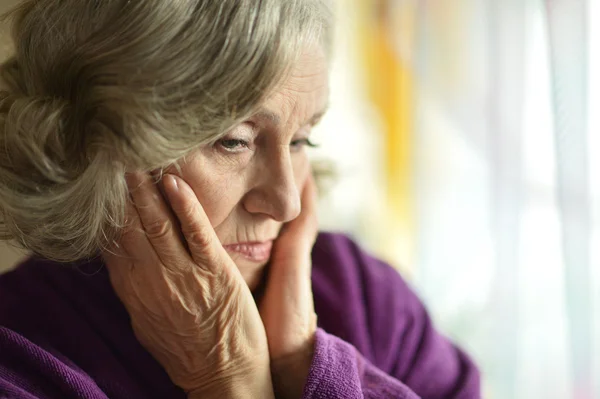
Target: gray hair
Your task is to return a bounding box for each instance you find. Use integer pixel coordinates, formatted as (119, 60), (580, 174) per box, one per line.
(0, 0), (333, 262)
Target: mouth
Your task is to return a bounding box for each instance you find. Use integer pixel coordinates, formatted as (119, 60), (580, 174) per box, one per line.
(223, 241), (274, 263)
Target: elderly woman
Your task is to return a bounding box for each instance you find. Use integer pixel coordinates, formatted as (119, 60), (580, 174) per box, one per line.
(0, 1), (480, 398)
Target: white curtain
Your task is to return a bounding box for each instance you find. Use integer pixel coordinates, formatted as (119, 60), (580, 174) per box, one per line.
(411, 0), (599, 398)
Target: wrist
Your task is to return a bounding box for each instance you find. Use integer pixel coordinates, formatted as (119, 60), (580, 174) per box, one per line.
(271, 336), (316, 399)
(187, 367), (275, 399)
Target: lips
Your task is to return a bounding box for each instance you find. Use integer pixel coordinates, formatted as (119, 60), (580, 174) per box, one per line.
(223, 241), (274, 263)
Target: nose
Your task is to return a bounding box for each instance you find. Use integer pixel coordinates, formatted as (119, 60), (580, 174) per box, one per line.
(243, 151), (301, 223)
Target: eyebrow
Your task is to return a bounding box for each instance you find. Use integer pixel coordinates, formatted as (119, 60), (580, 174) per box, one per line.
(253, 104), (329, 127)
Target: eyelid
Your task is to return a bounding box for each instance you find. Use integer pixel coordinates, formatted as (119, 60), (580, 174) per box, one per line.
(215, 125), (255, 152)
(215, 124), (255, 144)
(292, 137), (318, 146)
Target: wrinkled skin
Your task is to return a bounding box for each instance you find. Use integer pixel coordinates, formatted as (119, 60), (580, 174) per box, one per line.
(102, 46), (328, 398)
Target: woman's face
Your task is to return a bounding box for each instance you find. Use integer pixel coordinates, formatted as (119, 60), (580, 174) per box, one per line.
(168, 46), (329, 287)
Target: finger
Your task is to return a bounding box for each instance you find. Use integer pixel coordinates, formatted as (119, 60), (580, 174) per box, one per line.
(268, 173), (318, 280)
(279, 173), (318, 248)
(259, 176), (317, 358)
(100, 201), (146, 298)
(126, 172), (191, 268)
(300, 173), (318, 221)
(162, 174), (232, 274)
(102, 252), (134, 307)
(101, 199), (142, 264)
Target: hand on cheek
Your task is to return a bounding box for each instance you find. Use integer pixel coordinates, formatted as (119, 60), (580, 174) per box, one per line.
(103, 172), (275, 398)
(259, 171), (319, 399)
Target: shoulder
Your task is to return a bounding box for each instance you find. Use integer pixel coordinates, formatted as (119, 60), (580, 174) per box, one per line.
(310, 234), (482, 397)
(0, 257), (178, 398)
(0, 257), (56, 327)
(311, 232), (424, 365)
(0, 258), (106, 397)
(0, 255), (132, 347)
(312, 231), (417, 309)
(0, 256), (115, 355)
(0, 256), (106, 324)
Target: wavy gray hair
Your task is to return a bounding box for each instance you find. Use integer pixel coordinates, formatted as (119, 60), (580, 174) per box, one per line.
(0, 0), (333, 262)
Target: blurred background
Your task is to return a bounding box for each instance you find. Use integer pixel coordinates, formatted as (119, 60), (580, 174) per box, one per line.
(1, 0), (599, 398)
(310, 0), (599, 398)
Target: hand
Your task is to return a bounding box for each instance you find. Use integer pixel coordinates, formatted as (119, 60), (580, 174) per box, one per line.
(102, 172), (274, 398)
(259, 173), (320, 398)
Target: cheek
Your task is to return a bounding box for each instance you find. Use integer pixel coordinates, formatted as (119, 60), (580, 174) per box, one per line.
(166, 158), (247, 227)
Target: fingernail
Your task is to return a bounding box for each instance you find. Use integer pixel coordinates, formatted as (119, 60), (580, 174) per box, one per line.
(168, 174), (179, 191)
(164, 175), (180, 205)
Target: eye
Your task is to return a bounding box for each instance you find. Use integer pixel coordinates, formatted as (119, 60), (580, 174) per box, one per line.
(217, 138), (250, 152)
(290, 138), (319, 152)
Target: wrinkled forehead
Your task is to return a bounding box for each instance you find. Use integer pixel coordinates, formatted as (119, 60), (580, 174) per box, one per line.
(260, 46), (330, 130)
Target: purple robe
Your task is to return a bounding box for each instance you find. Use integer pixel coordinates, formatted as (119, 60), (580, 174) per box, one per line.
(0, 232), (480, 398)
